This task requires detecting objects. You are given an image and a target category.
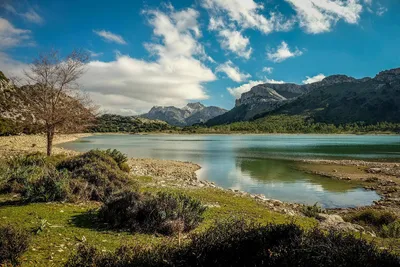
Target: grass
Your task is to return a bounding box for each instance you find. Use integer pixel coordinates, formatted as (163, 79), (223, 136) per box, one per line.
(0, 180), (317, 267)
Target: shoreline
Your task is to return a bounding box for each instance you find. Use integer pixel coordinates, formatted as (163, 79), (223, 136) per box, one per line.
(1, 133), (399, 213)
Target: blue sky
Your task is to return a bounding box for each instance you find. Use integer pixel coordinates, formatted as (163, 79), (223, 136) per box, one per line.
(0, 0), (399, 114)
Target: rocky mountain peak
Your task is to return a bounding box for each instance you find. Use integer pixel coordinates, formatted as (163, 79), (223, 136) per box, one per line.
(183, 102), (205, 113)
(374, 68), (400, 83)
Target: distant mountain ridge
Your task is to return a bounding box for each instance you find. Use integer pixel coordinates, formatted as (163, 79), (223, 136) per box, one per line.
(141, 102), (227, 126)
(206, 68), (400, 126)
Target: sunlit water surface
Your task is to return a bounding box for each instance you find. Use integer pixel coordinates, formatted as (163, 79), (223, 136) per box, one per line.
(59, 134), (400, 208)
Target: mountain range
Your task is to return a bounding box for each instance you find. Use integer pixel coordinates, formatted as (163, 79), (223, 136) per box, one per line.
(207, 68), (400, 126)
(141, 103), (227, 127)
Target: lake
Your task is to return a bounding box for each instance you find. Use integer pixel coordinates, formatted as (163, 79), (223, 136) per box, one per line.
(59, 134), (400, 208)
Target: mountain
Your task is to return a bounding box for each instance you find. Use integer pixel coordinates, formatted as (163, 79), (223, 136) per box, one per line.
(206, 68), (400, 126)
(141, 102), (227, 126)
(261, 68), (400, 124)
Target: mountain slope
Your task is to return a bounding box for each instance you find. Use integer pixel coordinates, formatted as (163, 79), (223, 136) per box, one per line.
(142, 102), (227, 126)
(207, 68), (400, 126)
(206, 75), (355, 126)
(258, 68), (400, 124)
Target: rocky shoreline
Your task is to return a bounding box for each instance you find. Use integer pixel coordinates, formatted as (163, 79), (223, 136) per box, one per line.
(1, 134), (399, 235)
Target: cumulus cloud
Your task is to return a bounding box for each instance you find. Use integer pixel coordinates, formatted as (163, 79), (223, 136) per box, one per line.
(0, 18), (32, 49)
(262, 67), (273, 74)
(93, 30), (127, 44)
(218, 28), (252, 59)
(216, 61), (251, 82)
(0, 6), (216, 115)
(203, 0), (295, 34)
(267, 41), (303, 63)
(227, 78), (286, 99)
(203, 0), (295, 59)
(302, 73), (326, 84)
(285, 0), (363, 34)
(80, 7), (215, 114)
(2, 4), (44, 24)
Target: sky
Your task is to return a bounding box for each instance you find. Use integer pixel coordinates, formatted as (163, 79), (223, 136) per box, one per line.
(0, 0), (399, 114)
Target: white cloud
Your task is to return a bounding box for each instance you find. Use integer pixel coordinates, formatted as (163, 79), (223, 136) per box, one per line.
(80, 7), (216, 114)
(262, 67), (273, 74)
(0, 18), (32, 49)
(203, 0), (295, 59)
(87, 50), (103, 58)
(203, 0), (295, 34)
(302, 73), (326, 84)
(267, 41), (303, 63)
(285, 0), (363, 34)
(216, 60), (251, 82)
(2, 4), (44, 24)
(93, 30), (127, 44)
(227, 78), (286, 99)
(218, 28), (252, 59)
(376, 5), (387, 16)
(0, 6), (216, 115)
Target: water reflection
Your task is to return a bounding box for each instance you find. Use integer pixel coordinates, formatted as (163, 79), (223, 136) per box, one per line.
(57, 134), (397, 208)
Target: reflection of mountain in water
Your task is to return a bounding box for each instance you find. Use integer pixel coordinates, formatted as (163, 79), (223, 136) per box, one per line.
(237, 158), (356, 193)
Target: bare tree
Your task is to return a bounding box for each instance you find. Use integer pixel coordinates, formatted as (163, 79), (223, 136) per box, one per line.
(17, 49), (97, 155)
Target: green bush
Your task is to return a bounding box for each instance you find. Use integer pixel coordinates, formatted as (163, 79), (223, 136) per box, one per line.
(381, 221), (400, 238)
(346, 209), (397, 228)
(65, 219), (400, 267)
(98, 191), (206, 235)
(1, 150), (137, 203)
(103, 149), (128, 170)
(301, 202), (323, 218)
(22, 168), (71, 203)
(57, 150), (138, 201)
(0, 225), (30, 266)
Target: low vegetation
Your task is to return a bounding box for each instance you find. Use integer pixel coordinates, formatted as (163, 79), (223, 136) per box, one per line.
(0, 225), (30, 266)
(65, 219), (400, 267)
(301, 202), (324, 218)
(344, 209), (399, 238)
(98, 191), (206, 235)
(186, 115), (400, 134)
(0, 150), (137, 202)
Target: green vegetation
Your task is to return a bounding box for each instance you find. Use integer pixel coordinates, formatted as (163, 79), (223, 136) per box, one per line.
(90, 114), (177, 133)
(185, 115), (400, 134)
(0, 151), (399, 266)
(301, 202), (324, 218)
(65, 219), (400, 267)
(0, 225), (30, 266)
(99, 191), (206, 235)
(344, 209), (399, 238)
(0, 150), (137, 203)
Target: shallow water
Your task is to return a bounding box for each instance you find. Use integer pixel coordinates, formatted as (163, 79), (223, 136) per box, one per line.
(60, 134), (400, 208)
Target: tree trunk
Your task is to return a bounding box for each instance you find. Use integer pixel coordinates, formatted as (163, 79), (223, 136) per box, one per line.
(46, 126), (55, 156)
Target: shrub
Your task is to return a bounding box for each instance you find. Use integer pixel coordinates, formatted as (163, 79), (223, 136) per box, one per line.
(0, 225), (30, 266)
(65, 219), (400, 267)
(57, 150), (138, 201)
(103, 149), (128, 170)
(22, 168), (71, 203)
(346, 209), (397, 228)
(381, 221), (400, 238)
(301, 202), (324, 218)
(98, 191), (206, 235)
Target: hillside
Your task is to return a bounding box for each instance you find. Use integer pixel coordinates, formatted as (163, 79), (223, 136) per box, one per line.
(142, 102), (227, 126)
(207, 68), (400, 126)
(90, 114), (177, 133)
(261, 69), (400, 124)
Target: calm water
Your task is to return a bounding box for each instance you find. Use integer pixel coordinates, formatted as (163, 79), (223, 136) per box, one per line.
(60, 134), (400, 208)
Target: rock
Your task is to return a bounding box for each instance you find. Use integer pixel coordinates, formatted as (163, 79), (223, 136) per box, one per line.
(318, 214), (365, 233)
